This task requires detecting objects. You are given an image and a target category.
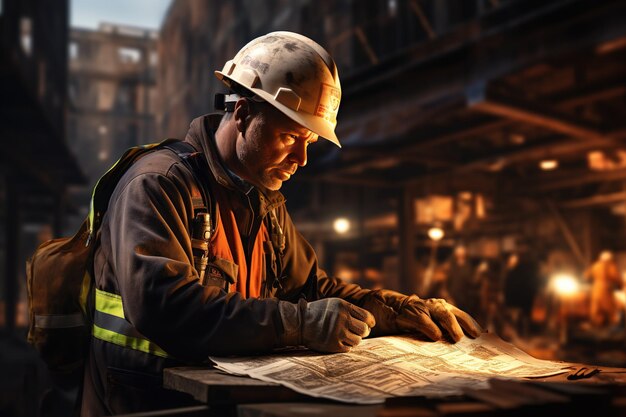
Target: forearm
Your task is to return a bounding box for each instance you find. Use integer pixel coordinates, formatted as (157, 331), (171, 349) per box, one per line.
(132, 275), (285, 358)
(316, 274), (371, 304)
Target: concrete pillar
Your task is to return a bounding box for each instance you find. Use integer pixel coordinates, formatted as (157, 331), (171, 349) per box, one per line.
(398, 184), (417, 295)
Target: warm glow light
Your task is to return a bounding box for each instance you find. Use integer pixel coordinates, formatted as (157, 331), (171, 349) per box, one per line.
(510, 133), (526, 145)
(540, 159), (558, 170)
(333, 218), (350, 234)
(551, 273), (579, 296)
(458, 191), (473, 201)
(427, 227), (444, 241)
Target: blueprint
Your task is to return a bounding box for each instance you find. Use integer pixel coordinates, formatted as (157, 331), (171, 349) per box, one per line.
(210, 333), (572, 404)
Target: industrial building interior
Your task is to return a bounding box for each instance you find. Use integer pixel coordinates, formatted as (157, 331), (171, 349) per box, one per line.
(1, 0), (626, 415)
(282, 0), (626, 365)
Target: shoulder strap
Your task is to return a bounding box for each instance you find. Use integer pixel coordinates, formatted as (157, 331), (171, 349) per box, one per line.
(162, 141), (216, 224)
(87, 138), (180, 245)
(163, 140), (223, 288)
(87, 139), (217, 244)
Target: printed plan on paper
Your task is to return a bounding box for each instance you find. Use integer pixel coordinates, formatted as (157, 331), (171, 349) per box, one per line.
(210, 334), (572, 404)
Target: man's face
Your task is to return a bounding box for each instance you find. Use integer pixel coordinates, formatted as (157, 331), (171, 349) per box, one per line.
(236, 102), (318, 190)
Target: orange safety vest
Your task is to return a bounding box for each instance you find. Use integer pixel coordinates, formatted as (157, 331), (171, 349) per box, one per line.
(91, 143), (284, 361)
(202, 183), (283, 299)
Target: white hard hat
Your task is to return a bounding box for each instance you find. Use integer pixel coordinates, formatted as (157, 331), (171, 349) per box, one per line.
(215, 31), (342, 147)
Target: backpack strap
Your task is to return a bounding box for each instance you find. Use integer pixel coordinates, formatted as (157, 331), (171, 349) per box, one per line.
(87, 138), (181, 245)
(162, 141), (215, 218)
(163, 141), (231, 289)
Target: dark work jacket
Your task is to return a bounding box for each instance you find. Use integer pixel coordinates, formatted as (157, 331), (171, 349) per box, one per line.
(81, 114), (372, 416)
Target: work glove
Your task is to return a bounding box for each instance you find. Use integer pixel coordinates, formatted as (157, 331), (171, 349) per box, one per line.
(279, 298), (376, 353)
(359, 289), (482, 342)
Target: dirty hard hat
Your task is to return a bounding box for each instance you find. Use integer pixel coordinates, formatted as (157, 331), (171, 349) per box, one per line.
(215, 31), (342, 147)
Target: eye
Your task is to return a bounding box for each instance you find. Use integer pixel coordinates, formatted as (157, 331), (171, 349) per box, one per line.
(282, 133), (298, 145)
(284, 132), (316, 145)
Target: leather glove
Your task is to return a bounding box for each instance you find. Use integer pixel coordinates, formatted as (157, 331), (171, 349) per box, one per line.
(360, 289), (482, 342)
(279, 298), (376, 353)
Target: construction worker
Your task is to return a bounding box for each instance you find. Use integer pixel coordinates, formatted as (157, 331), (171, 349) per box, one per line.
(586, 250), (622, 327)
(442, 245), (481, 317)
(81, 32), (482, 415)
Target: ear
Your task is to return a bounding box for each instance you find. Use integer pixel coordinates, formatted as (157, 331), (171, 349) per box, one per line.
(233, 98), (251, 133)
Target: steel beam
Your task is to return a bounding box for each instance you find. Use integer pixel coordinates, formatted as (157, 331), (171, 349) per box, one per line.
(467, 85), (614, 144)
(559, 191), (626, 209)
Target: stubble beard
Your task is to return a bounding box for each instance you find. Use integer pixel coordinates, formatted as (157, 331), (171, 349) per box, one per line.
(238, 130), (283, 190)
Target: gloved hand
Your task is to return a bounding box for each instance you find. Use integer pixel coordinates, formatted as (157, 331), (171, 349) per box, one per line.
(360, 289), (482, 342)
(279, 298), (376, 353)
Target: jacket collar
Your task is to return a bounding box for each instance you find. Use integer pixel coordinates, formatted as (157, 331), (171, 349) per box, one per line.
(184, 113), (286, 216)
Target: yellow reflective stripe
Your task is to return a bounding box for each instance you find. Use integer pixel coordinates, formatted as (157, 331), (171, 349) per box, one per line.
(93, 288), (170, 358)
(95, 288), (125, 319)
(92, 324), (169, 358)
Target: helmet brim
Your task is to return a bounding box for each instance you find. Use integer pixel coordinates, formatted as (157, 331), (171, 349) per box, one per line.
(215, 70), (341, 148)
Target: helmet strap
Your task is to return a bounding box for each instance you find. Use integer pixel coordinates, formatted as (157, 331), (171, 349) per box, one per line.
(214, 93), (240, 112)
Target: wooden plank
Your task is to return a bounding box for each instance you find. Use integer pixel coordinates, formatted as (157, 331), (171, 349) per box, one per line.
(237, 402), (381, 417)
(113, 405), (210, 417)
(164, 368), (309, 405)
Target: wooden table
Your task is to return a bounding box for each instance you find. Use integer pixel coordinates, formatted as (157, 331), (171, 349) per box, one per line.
(164, 365), (626, 417)
(164, 367), (381, 417)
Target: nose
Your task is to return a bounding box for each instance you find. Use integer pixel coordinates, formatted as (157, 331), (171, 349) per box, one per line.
(289, 140), (308, 167)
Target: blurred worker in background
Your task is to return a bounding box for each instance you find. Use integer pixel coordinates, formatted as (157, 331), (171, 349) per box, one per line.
(82, 32), (482, 415)
(503, 250), (540, 338)
(477, 259), (503, 332)
(442, 246), (481, 319)
(585, 250), (621, 327)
